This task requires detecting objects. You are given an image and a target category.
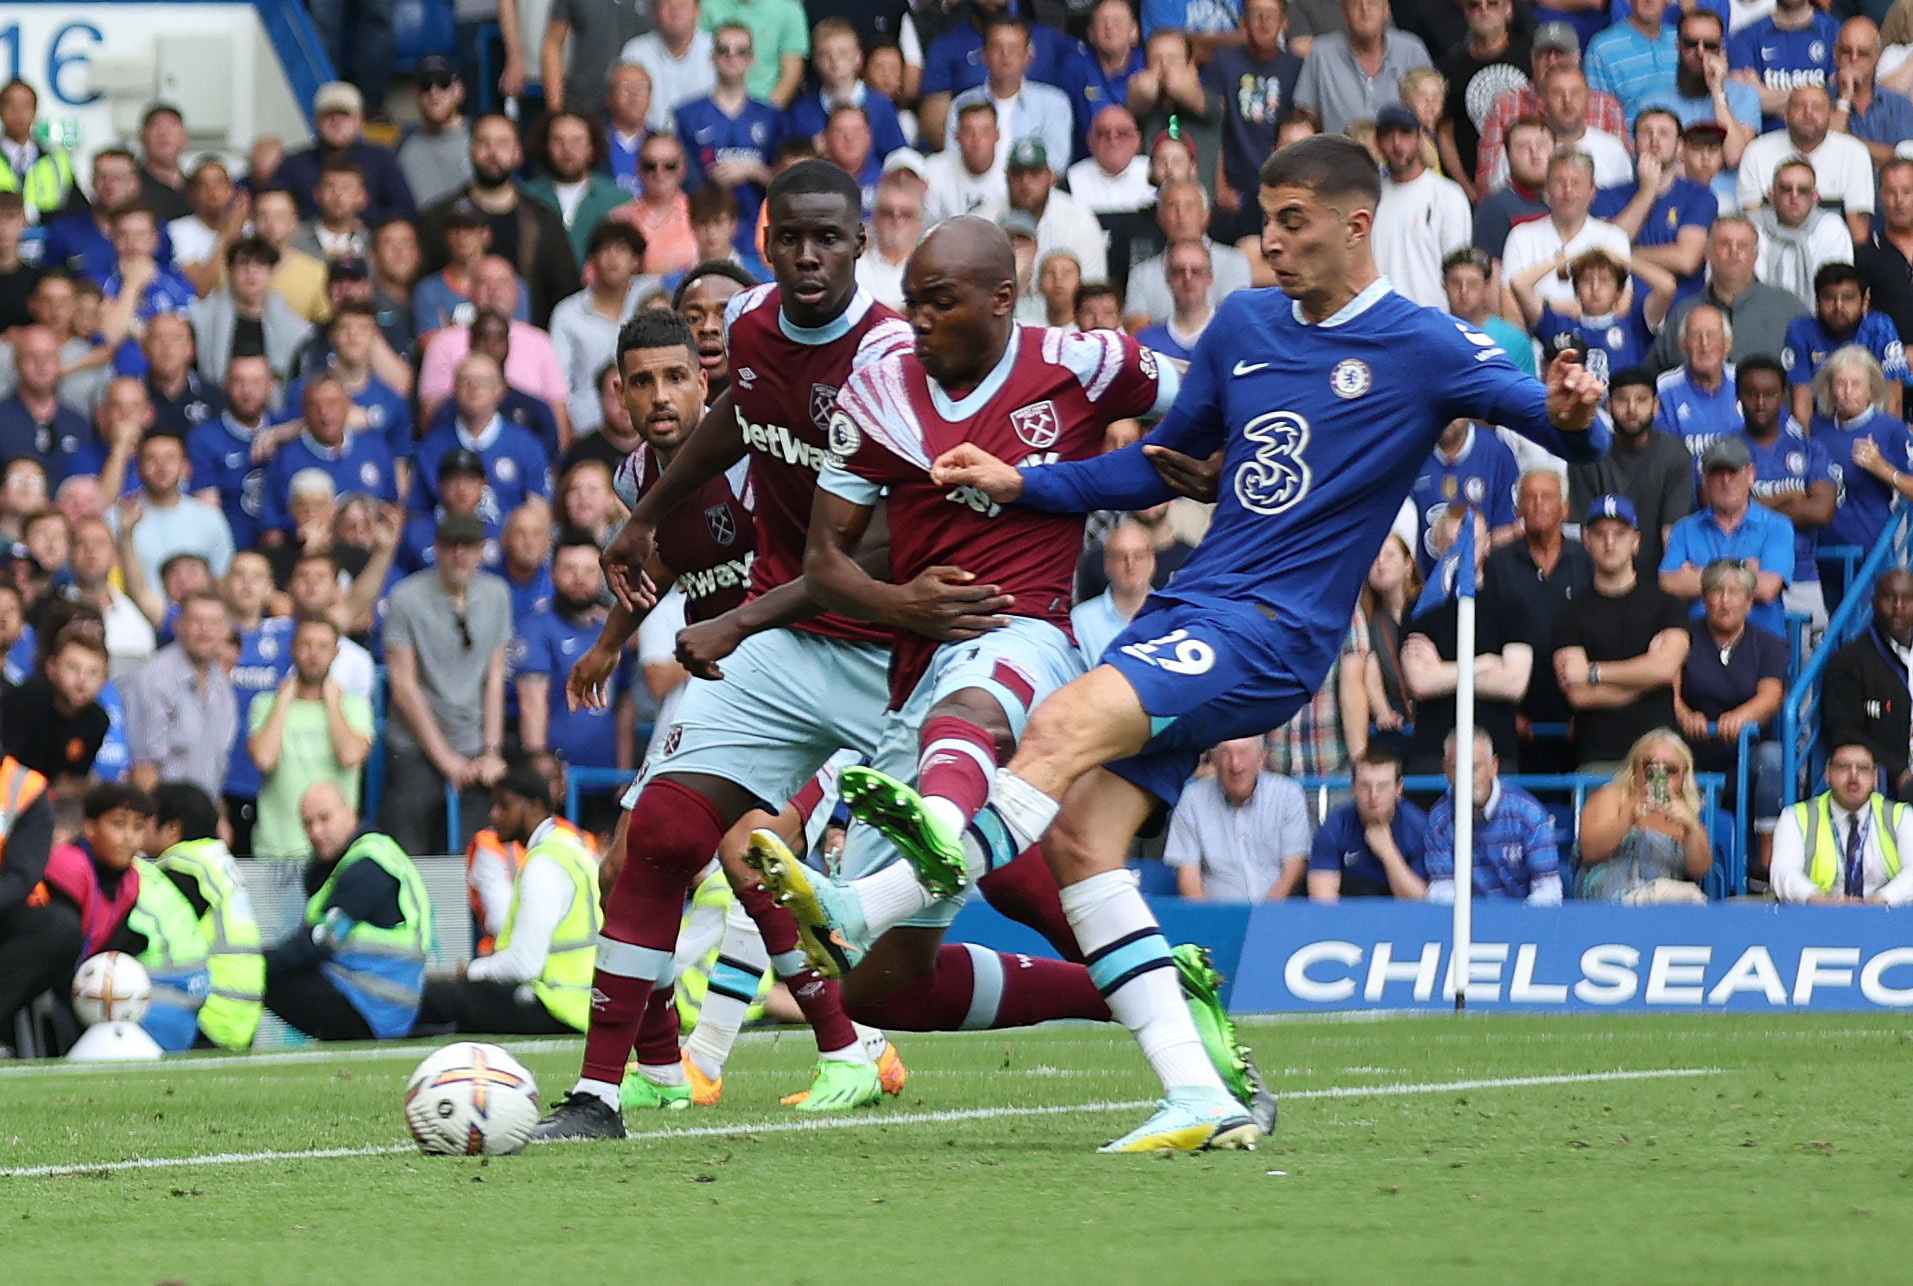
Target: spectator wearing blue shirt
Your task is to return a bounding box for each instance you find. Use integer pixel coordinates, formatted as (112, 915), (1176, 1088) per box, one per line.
(1735, 355), (1837, 626)
(399, 448), (504, 573)
(259, 375), (398, 537)
(139, 315), (226, 435)
(1511, 246), (1676, 386)
(1592, 108), (1716, 301)
(1811, 343), (1913, 577)
(40, 149), (175, 285)
(1069, 519), (1155, 666)
(186, 355), (275, 552)
(920, 3), (1074, 150)
(0, 324), (95, 485)
(787, 20), (910, 159)
(1410, 418), (1521, 572)
(1783, 262), (1909, 425)
(1201, 0), (1303, 242)
(218, 551), (295, 856)
(1654, 304), (1739, 459)
(675, 25), (785, 258)
(412, 353), (552, 525)
(517, 534), (634, 774)
(940, 17), (1076, 177)
(100, 205), (196, 378)
(1660, 436), (1796, 636)
(1729, 0), (1840, 126)
(1425, 728), (1563, 904)
(1636, 11), (1760, 165)
(1135, 238), (1215, 364)
(284, 302), (414, 487)
(499, 503), (556, 625)
(1306, 749), (1430, 901)
(273, 84), (419, 226)
(1058, 1), (1147, 163)
(1829, 18), (1913, 166)
(1586, 0), (1681, 124)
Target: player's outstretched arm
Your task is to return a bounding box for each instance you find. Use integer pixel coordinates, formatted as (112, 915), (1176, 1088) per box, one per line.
(804, 480), (1013, 640)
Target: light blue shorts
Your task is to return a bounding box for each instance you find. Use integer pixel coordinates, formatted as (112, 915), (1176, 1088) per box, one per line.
(629, 628), (891, 812)
(843, 617), (1086, 930)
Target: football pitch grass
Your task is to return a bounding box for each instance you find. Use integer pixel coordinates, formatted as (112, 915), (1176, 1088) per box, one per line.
(3, 1013), (1911, 1285)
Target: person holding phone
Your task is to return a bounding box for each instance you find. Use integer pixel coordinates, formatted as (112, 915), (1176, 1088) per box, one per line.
(1574, 729), (1715, 902)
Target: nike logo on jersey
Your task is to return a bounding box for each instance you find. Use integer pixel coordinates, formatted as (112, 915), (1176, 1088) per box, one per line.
(1233, 361), (1270, 376)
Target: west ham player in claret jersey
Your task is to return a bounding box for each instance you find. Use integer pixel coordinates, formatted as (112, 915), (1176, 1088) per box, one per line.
(879, 137), (1607, 1153)
(534, 162), (967, 1141)
(738, 217), (1270, 1130)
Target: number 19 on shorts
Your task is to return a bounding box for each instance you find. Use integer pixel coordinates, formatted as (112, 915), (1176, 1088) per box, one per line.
(1119, 628), (1216, 675)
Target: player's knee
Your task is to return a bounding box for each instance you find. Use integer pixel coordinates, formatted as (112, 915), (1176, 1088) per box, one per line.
(932, 691), (1015, 759)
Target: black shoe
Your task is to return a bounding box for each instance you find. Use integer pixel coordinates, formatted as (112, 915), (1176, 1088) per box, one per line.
(1240, 1045), (1279, 1137)
(530, 1091), (627, 1142)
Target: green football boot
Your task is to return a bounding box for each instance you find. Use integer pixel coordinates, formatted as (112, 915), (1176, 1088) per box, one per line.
(1173, 944), (1278, 1137)
(837, 765), (969, 900)
(788, 1059), (884, 1112)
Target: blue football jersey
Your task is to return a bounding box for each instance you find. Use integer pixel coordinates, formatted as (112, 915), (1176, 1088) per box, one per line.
(1781, 312), (1910, 388)
(1729, 14), (1839, 105)
(224, 617), (296, 797)
(1740, 424), (1834, 581)
(1535, 302), (1654, 388)
(1812, 410), (1913, 551)
(412, 423), (552, 524)
(1017, 281), (1607, 693)
(1653, 367), (1741, 459)
(186, 416), (269, 550)
(1409, 425), (1521, 570)
(260, 430), (400, 532)
(516, 608), (629, 768)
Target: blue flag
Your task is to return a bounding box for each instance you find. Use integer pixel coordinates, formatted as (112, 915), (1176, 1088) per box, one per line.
(1414, 511), (1478, 617)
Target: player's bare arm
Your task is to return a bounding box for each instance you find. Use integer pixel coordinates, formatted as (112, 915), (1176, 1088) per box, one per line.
(567, 545), (676, 710)
(804, 487), (1014, 640)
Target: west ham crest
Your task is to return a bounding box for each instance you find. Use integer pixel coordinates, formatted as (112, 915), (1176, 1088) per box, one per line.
(1010, 400), (1060, 449)
(809, 383), (839, 433)
(706, 503), (737, 546)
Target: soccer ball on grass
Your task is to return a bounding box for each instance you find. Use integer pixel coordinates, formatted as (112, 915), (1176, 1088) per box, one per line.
(404, 1042), (542, 1156)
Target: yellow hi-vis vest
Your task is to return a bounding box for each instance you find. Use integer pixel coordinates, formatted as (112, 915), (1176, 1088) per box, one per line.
(128, 858), (211, 1050)
(1790, 793), (1905, 894)
(495, 821), (601, 1032)
(157, 837), (264, 1050)
(305, 832), (432, 1039)
(0, 147), (75, 220)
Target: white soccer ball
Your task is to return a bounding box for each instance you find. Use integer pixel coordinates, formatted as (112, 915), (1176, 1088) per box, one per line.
(71, 952), (151, 1026)
(403, 1042), (542, 1156)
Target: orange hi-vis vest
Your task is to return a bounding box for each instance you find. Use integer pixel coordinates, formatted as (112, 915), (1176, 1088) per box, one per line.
(467, 819), (598, 953)
(0, 757), (49, 876)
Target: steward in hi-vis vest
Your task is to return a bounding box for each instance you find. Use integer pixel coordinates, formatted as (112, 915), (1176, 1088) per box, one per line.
(149, 782), (264, 1050)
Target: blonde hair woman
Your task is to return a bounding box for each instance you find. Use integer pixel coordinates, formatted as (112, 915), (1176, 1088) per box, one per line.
(1808, 344), (1913, 564)
(1574, 728), (1712, 903)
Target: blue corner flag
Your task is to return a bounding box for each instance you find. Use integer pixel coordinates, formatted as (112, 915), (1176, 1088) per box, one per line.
(1413, 511), (1478, 617)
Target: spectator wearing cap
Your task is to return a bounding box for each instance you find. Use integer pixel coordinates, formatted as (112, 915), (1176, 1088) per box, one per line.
(290, 156), (372, 266)
(923, 101), (1008, 225)
(1731, 354), (1836, 627)
(1495, 65), (1633, 193)
(1749, 159), (1855, 308)
(618, 1), (716, 135)
(1652, 304), (1739, 456)
(788, 17), (910, 159)
(1661, 437), (1794, 636)
(857, 175), (923, 312)
(1787, 263), (1910, 427)
(1006, 139), (1107, 284)
(413, 353), (553, 521)
(1552, 494), (1691, 770)
(248, 188), (331, 325)
(1653, 217), (1807, 372)
(1739, 86), (1875, 244)
(1201, 0), (1302, 244)
(187, 236), (307, 385)
(549, 223), (651, 437)
(1499, 150), (1631, 317)
(1067, 105), (1154, 216)
(397, 57), (473, 209)
(401, 448), (501, 573)
(276, 83), (417, 226)
(1136, 239), (1214, 362)
(185, 355), (274, 550)
(246, 613), (374, 861)
(523, 112), (633, 270)
(259, 375), (399, 539)
(418, 114), (583, 328)
(1294, 0), (1432, 138)
(1674, 119), (1737, 218)
(1591, 108), (1716, 302)
(1373, 105), (1470, 310)
(382, 511), (512, 853)
(1475, 21), (1629, 195)
(1771, 741), (1913, 904)
(1822, 570), (1913, 799)
(1585, 0), (1679, 125)
(943, 17), (1074, 176)
(1123, 179), (1253, 331)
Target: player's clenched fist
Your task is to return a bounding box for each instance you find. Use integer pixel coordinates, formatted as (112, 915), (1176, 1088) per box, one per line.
(931, 444), (1025, 502)
(1544, 351), (1604, 432)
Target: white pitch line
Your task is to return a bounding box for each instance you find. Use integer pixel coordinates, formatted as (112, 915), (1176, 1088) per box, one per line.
(0, 1066), (1717, 1180)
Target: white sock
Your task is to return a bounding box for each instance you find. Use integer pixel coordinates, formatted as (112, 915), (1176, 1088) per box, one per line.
(572, 1076), (622, 1109)
(991, 769), (1061, 849)
(852, 860), (938, 935)
(924, 795), (966, 838)
(683, 902), (767, 1080)
(1062, 869), (1223, 1095)
(639, 1060), (686, 1087)
(818, 1043), (866, 1064)
(853, 1022), (889, 1061)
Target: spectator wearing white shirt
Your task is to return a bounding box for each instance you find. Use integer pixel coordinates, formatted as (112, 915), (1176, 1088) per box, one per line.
(1070, 519), (1155, 665)
(922, 102), (1008, 225)
(942, 16), (1074, 177)
(546, 222), (650, 436)
(1771, 741), (1913, 905)
(1006, 139), (1108, 285)
(1164, 737), (1313, 901)
(1500, 149), (1633, 317)
(856, 176), (923, 312)
(1066, 105), (1155, 215)
(1738, 85), (1877, 242)
(619, 0), (717, 133)
(1372, 105), (1471, 309)
(168, 160), (241, 298)
(1749, 158), (1855, 307)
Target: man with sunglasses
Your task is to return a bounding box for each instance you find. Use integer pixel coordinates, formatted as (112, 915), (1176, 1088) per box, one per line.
(1638, 10), (1759, 167)
(396, 56), (473, 209)
(381, 512), (511, 855)
(673, 23), (784, 258)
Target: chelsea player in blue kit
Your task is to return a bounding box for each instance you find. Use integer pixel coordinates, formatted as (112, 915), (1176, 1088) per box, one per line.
(858, 136), (1609, 1153)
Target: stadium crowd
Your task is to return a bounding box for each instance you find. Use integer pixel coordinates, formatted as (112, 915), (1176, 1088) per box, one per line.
(9, 0), (1913, 1058)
